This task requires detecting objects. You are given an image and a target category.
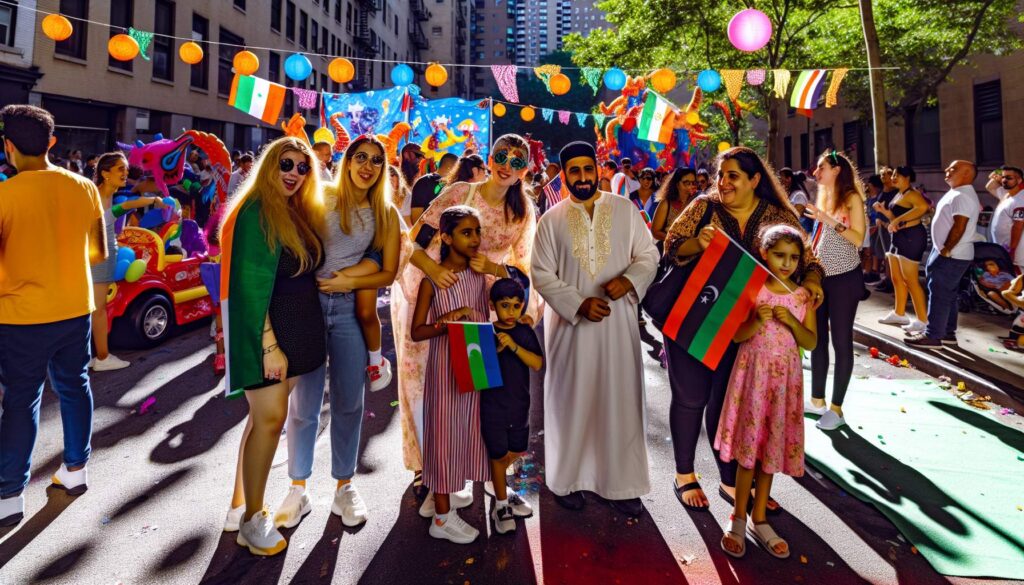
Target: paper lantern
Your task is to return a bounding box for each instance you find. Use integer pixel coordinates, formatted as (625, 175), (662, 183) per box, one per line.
(285, 53), (312, 81)
(179, 41), (203, 65)
(328, 58), (355, 84)
(313, 127), (334, 145)
(718, 141), (731, 153)
(493, 103), (506, 117)
(233, 50), (259, 76)
(728, 9), (773, 53)
(41, 14), (74, 42)
(521, 106), (536, 122)
(550, 73), (571, 96)
(651, 69), (677, 93)
(604, 68), (627, 91)
(685, 111), (700, 126)
(697, 69), (722, 93)
(425, 63), (448, 87)
(108, 34), (140, 62)
(391, 63), (414, 86)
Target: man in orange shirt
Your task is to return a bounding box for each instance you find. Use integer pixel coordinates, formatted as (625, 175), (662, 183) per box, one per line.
(0, 105), (106, 526)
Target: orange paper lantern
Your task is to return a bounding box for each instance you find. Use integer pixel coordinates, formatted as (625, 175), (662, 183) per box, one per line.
(521, 106), (536, 122)
(549, 73), (571, 96)
(179, 41), (204, 65)
(493, 103), (506, 117)
(233, 50), (260, 76)
(328, 58), (355, 84)
(108, 34), (140, 62)
(425, 63), (448, 87)
(42, 14), (74, 42)
(651, 68), (677, 93)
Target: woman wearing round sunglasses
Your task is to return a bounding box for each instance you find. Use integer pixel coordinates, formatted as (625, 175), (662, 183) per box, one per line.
(393, 134), (538, 511)
(276, 136), (403, 530)
(220, 137), (327, 555)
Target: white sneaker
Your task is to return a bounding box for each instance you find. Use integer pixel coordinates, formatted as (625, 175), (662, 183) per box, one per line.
(816, 410), (846, 430)
(223, 505), (244, 532)
(902, 319), (926, 334)
(491, 503), (516, 534)
(878, 311), (910, 326)
(274, 485), (312, 528)
(91, 354), (131, 371)
(418, 484), (473, 518)
(237, 509), (287, 556)
(51, 463), (88, 495)
(507, 493), (533, 518)
(429, 510), (479, 544)
(331, 484), (368, 527)
(367, 357), (392, 392)
(803, 401), (828, 416)
(0, 494), (25, 527)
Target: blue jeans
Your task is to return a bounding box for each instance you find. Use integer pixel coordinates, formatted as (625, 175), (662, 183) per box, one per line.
(287, 292), (367, 481)
(0, 316), (94, 498)
(924, 253), (971, 340)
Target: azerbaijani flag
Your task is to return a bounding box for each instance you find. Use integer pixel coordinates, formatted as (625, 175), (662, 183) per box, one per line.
(636, 91), (674, 144)
(789, 69), (828, 110)
(448, 322), (504, 393)
(229, 75), (287, 125)
(661, 231), (769, 369)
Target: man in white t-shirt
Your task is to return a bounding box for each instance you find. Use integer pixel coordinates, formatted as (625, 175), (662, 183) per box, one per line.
(906, 160), (981, 348)
(985, 166), (1024, 267)
(610, 157), (640, 196)
(226, 153), (254, 200)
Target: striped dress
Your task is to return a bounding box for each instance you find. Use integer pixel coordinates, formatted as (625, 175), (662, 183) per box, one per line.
(422, 268), (492, 494)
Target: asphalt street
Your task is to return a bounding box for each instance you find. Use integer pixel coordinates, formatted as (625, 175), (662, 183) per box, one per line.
(0, 307), (1021, 585)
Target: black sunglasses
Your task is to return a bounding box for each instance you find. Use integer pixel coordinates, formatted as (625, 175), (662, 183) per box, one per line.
(352, 151), (386, 167)
(279, 158), (311, 176)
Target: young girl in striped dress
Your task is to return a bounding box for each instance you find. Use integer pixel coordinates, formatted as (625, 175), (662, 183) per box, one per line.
(410, 205), (492, 544)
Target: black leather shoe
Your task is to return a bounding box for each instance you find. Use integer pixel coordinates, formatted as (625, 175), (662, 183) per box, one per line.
(553, 491), (585, 511)
(608, 497), (644, 517)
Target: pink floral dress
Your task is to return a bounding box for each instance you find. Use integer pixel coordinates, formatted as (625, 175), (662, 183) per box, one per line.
(715, 285), (810, 476)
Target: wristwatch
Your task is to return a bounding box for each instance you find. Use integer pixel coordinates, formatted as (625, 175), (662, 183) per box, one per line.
(833, 222), (847, 233)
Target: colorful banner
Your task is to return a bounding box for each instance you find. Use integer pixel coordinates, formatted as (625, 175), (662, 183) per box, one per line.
(409, 97), (491, 162)
(322, 86), (411, 137)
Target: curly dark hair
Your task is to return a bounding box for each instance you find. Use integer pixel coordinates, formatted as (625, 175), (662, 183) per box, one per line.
(655, 167), (696, 203)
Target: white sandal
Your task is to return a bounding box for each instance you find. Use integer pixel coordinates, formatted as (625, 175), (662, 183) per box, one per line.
(720, 514), (747, 558)
(747, 518), (790, 559)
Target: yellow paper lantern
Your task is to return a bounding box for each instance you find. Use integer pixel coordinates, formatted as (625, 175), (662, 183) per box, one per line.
(233, 50), (260, 76)
(651, 68), (677, 93)
(178, 41), (204, 65)
(425, 63), (448, 87)
(42, 14), (74, 42)
(328, 58), (355, 84)
(717, 141), (731, 153)
(108, 34), (140, 62)
(549, 73), (571, 96)
(685, 111), (700, 126)
(493, 103), (506, 117)
(521, 106), (536, 122)
(313, 127), (334, 145)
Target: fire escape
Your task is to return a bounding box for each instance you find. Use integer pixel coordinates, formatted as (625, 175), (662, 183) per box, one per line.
(354, 0), (380, 81)
(409, 0), (431, 63)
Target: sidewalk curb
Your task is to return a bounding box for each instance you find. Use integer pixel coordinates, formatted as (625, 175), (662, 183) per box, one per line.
(853, 325), (1024, 412)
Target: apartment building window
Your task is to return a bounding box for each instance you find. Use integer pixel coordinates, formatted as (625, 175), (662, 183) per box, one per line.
(56, 0), (89, 59)
(323, 0), (329, 15)
(0, 2), (15, 47)
(218, 27), (244, 96)
(843, 120), (874, 170)
(813, 128), (833, 155)
(271, 0), (281, 32)
(310, 19), (318, 54)
(345, 2), (351, 30)
(974, 80), (1003, 166)
(268, 51), (280, 83)
(799, 133), (809, 170)
(906, 106), (940, 168)
(299, 10), (307, 48)
(321, 73), (328, 94)
(286, 1), (296, 42)
(336, 0), (343, 24)
(233, 0), (245, 11)
(394, 14), (398, 35)
(152, 0), (175, 81)
(190, 13), (209, 89)
(432, 26), (442, 36)
(321, 25), (327, 52)
(108, 0), (133, 71)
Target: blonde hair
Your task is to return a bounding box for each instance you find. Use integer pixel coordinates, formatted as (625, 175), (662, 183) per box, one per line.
(331, 135), (396, 251)
(223, 136), (326, 274)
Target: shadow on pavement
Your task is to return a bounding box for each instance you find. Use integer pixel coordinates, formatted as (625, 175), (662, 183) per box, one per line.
(197, 529), (290, 585)
(289, 512), (358, 584)
(30, 542), (92, 582)
(0, 486), (79, 570)
(929, 399), (1024, 453)
(153, 534), (207, 574)
(149, 391), (248, 464)
(108, 466), (195, 521)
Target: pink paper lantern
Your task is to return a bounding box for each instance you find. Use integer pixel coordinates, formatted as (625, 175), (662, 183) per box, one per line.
(728, 9), (772, 52)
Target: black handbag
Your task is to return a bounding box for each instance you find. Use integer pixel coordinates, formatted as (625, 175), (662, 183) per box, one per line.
(642, 202), (715, 327)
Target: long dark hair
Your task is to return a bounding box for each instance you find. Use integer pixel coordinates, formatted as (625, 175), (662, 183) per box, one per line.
(817, 149), (864, 215)
(759, 224), (807, 280)
(656, 167), (696, 203)
(439, 205), (480, 261)
(490, 133), (531, 223)
(93, 152), (127, 186)
(445, 154), (485, 185)
(716, 147), (797, 217)
(779, 167), (808, 196)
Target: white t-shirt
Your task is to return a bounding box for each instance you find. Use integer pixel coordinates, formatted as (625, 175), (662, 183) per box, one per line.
(990, 187), (1024, 247)
(610, 172), (640, 197)
(930, 185), (980, 261)
(789, 190), (809, 207)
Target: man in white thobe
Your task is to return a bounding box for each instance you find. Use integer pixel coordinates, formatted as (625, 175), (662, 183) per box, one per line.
(531, 141), (659, 515)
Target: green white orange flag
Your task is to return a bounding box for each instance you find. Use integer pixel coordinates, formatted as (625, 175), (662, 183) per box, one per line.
(636, 91), (674, 144)
(229, 75), (287, 125)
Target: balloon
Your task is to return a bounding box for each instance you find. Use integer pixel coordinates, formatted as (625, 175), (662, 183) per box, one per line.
(125, 259), (147, 283)
(697, 69), (722, 93)
(113, 259), (131, 281)
(285, 53), (312, 81)
(179, 41), (204, 65)
(604, 68), (627, 91)
(313, 127), (334, 145)
(391, 63), (414, 86)
(650, 69), (677, 93)
(728, 9), (773, 53)
(116, 246), (136, 264)
(717, 141), (731, 152)
(108, 34), (140, 61)
(328, 58), (355, 83)
(520, 106), (536, 122)
(550, 73), (571, 95)
(41, 14), (73, 41)
(685, 111), (700, 126)
(425, 63), (448, 87)
(493, 103), (506, 117)
(233, 50), (260, 76)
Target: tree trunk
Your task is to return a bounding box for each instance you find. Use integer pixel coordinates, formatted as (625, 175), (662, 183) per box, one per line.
(859, 0), (889, 171)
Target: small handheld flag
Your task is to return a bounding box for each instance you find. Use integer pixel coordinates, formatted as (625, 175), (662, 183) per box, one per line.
(543, 175), (563, 210)
(448, 322), (504, 393)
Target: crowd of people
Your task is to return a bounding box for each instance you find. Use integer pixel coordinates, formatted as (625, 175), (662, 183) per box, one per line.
(2, 101), (1022, 565)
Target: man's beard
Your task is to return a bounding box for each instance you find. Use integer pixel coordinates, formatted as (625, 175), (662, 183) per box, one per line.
(568, 180), (596, 201)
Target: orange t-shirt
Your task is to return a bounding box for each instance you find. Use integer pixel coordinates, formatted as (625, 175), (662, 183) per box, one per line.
(0, 166), (103, 324)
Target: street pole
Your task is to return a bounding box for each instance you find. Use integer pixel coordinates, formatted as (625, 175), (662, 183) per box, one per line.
(859, 0), (889, 171)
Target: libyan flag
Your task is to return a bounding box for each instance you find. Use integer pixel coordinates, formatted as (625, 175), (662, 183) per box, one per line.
(662, 231), (769, 370)
(448, 322), (504, 393)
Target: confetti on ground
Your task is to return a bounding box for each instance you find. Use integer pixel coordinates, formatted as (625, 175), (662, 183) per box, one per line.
(900, 407), (906, 413)
(800, 555), (808, 564)
(465, 558), (474, 565)
(911, 546), (919, 554)
(680, 554), (696, 565)
(138, 396), (156, 415)
(1001, 408), (1017, 416)
(101, 516), (111, 525)
(390, 400), (399, 407)
(989, 347), (1009, 354)
(365, 411), (376, 419)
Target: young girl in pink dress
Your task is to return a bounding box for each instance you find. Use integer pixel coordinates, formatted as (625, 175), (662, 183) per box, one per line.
(716, 225), (818, 560)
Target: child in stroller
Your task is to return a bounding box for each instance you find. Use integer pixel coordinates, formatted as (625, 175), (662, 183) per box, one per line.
(1000, 276), (1024, 351)
(960, 242), (1018, 315)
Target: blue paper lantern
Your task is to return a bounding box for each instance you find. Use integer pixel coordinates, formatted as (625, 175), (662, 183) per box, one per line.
(697, 69), (722, 93)
(284, 53), (312, 81)
(603, 68), (627, 91)
(391, 63), (414, 86)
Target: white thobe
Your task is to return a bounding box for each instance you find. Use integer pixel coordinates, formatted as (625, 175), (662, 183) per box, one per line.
(531, 192), (659, 499)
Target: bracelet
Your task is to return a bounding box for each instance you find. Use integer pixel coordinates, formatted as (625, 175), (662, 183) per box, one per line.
(262, 344), (279, 355)
(512, 345), (519, 354)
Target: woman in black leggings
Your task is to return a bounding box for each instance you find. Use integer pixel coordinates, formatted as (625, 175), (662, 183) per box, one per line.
(803, 150), (868, 431)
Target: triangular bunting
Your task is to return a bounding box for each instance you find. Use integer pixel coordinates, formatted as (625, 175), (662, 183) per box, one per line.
(534, 64), (561, 94)
(772, 69), (791, 99)
(721, 70), (744, 102)
(580, 67), (603, 95)
(825, 68), (849, 108)
(576, 112), (588, 126)
(491, 65), (519, 103)
(558, 110), (571, 125)
(128, 27), (154, 61)
(790, 69), (828, 109)
(746, 69), (766, 86)
(593, 113), (607, 127)
(292, 87), (318, 110)
(541, 108), (554, 123)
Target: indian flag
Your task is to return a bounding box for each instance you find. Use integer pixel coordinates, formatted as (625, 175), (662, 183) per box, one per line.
(229, 75), (287, 125)
(789, 69), (828, 110)
(636, 92), (674, 144)
(448, 322), (504, 393)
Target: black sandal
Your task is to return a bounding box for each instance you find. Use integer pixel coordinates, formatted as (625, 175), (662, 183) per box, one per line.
(673, 480), (709, 511)
(412, 470), (428, 501)
(719, 486), (783, 516)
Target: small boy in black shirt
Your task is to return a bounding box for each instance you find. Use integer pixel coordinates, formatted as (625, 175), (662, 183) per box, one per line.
(483, 278), (543, 534)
